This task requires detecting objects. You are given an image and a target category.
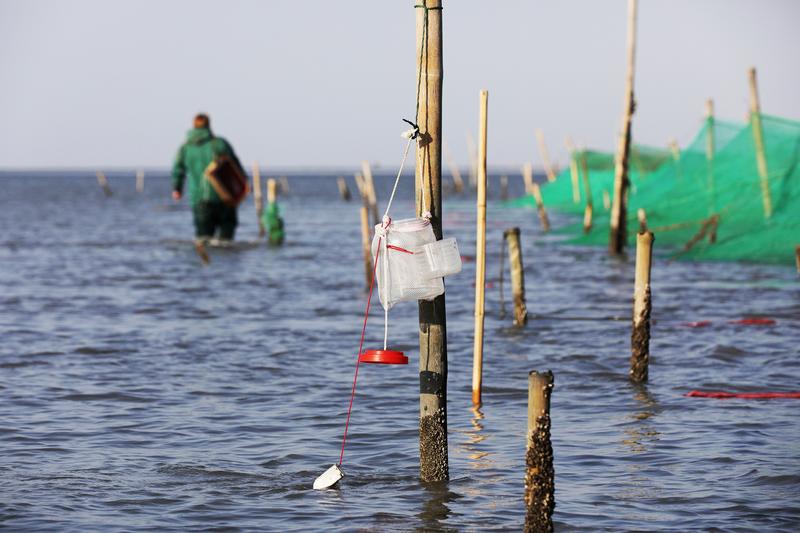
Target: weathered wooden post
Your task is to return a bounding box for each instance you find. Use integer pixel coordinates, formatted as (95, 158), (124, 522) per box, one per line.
(705, 99), (717, 214)
(135, 169), (145, 193)
(337, 176), (351, 201)
(565, 137), (581, 205)
(504, 227), (527, 326)
(535, 129), (557, 183)
(500, 175), (508, 201)
(415, 0), (448, 482)
(524, 163), (550, 232)
(609, 0), (638, 255)
(472, 89), (488, 408)
(748, 67), (773, 219)
(630, 231), (654, 383)
(359, 203), (372, 289)
(279, 176), (290, 195)
(525, 370), (555, 533)
(95, 171), (112, 197)
(580, 151), (593, 233)
(252, 162), (265, 237)
(361, 160), (380, 225)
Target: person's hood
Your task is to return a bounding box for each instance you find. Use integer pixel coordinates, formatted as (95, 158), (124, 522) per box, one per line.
(186, 127), (213, 145)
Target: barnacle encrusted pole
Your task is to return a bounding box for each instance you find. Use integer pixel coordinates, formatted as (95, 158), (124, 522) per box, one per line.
(609, 0), (638, 255)
(525, 370), (555, 533)
(414, 0), (449, 482)
(630, 231), (654, 383)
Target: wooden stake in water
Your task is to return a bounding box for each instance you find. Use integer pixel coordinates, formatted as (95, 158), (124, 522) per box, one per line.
(504, 227), (527, 326)
(535, 129), (557, 183)
(565, 137), (581, 205)
(253, 163), (265, 237)
(580, 151), (593, 233)
(361, 161), (380, 225)
(631, 231), (654, 383)
(135, 169), (145, 193)
(609, 0), (638, 255)
(337, 176), (351, 201)
(525, 370), (555, 533)
(705, 99), (717, 214)
(415, 0), (449, 482)
(279, 176), (290, 195)
(96, 171), (112, 197)
(472, 89), (488, 408)
(500, 175), (508, 201)
(524, 163), (550, 232)
(637, 208), (648, 233)
(359, 204), (372, 290)
(748, 67), (772, 219)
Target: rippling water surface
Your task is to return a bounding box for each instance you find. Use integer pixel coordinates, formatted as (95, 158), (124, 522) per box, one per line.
(1, 172), (799, 532)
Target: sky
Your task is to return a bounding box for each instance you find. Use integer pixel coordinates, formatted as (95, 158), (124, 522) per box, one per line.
(1, 0), (798, 171)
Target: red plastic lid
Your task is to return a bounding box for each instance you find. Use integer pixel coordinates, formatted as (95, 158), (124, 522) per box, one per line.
(359, 349), (408, 365)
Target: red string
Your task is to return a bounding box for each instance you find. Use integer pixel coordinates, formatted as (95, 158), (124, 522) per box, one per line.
(339, 237), (383, 466)
(686, 390), (800, 399)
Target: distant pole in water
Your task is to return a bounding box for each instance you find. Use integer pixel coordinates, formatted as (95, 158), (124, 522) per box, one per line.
(748, 67), (772, 219)
(580, 150), (593, 233)
(609, 0), (638, 256)
(500, 174), (508, 201)
(525, 370), (555, 533)
(252, 163), (265, 237)
(472, 89), (489, 407)
(524, 163), (550, 232)
(504, 227), (527, 326)
(705, 99), (717, 215)
(360, 161), (380, 226)
(279, 176), (290, 195)
(444, 143), (465, 193)
(337, 176), (351, 201)
(95, 171), (112, 197)
(535, 129), (557, 183)
(415, 0), (449, 482)
(565, 137), (581, 205)
(135, 169), (145, 193)
(359, 203), (372, 290)
(637, 208), (648, 233)
(631, 231), (654, 383)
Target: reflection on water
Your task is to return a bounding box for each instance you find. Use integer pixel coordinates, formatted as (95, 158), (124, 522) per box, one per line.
(622, 384), (661, 453)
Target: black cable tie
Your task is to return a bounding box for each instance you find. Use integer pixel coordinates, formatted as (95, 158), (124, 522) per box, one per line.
(402, 118), (420, 139)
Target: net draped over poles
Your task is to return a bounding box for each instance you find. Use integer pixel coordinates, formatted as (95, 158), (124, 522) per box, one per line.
(511, 114), (800, 265)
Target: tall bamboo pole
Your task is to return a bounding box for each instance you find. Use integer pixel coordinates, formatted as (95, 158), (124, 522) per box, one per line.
(535, 129), (557, 182)
(748, 67), (772, 219)
(705, 99), (717, 214)
(565, 137), (581, 204)
(415, 0), (448, 482)
(580, 150), (593, 233)
(609, 0), (638, 255)
(472, 89), (489, 408)
(252, 162), (265, 237)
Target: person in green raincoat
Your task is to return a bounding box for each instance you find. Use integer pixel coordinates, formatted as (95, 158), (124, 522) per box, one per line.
(171, 114), (244, 243)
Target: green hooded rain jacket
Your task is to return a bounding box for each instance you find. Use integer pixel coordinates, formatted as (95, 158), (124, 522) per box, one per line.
(171, 127), (243, 206)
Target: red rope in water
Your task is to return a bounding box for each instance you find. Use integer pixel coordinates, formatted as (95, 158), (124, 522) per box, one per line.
(686, 390), (800, 399)
(338, 237), (383, 466)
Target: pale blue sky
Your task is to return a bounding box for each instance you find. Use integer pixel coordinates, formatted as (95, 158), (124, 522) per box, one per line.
(1, 0), (798, 170)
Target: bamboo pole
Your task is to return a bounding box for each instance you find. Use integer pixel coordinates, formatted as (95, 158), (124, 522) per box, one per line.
(361, 161), (380, 225)
(535, 129), (557, 183)
(415, 0), (448, 482)
(748, 67), (772, 219)
(705, 99), (717, 214)
(337, 176), (351, 201)
(500, 175), (508, 201)
(669, 138), (683, 182)
(354, 172), (366, 200)
(602, 190), (611, 211)
(524, 370), (555, 533)
(253, 162), (265, 237)
(504, 227), (527, 326)
(472, 89), (488, 408)
(135, 169), (145, 192)
(359, 204), (372, 290)
(630, 231), (654, 383)
(609, 0), (638, 255)
(565, 137), (581, 204)
(267, 178), (277, 205)
(444, 143), (465, 193)
(637, 208), (648, 233)
(580, 150), (593, 233)
(95, 171), (112, 197)
(524, 163), (550, 232)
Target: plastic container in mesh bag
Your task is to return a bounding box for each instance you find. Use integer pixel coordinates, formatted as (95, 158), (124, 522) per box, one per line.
(372, 217), (462, 310)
